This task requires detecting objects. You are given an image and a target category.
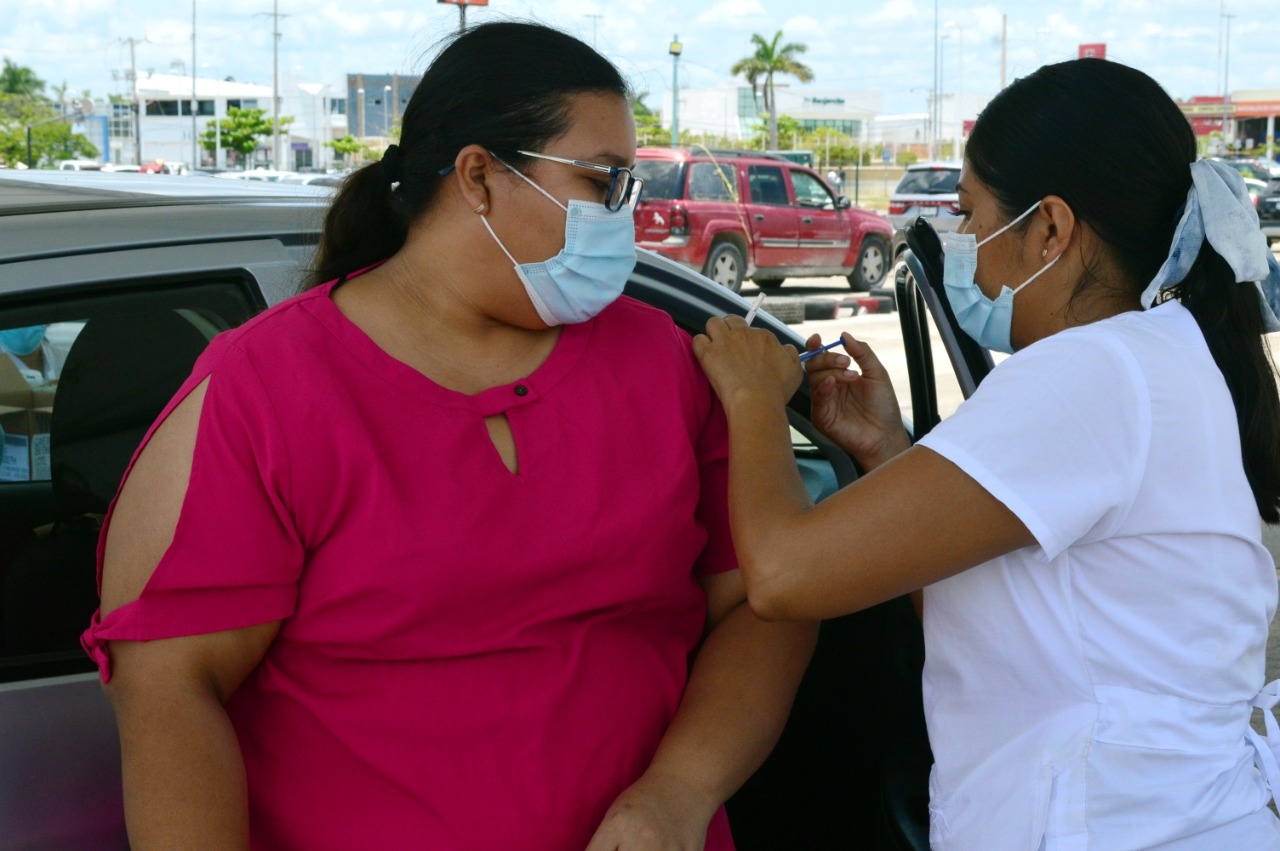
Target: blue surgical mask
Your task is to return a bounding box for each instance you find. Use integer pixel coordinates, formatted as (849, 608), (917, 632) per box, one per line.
(0, 326), (45, 357)
(942, 201), (1058, 353)
(480, 159), (637, 326)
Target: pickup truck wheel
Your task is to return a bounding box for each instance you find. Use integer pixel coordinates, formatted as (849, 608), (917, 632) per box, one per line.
(704, 242), (746, 293)
(848, 235), (889, 290)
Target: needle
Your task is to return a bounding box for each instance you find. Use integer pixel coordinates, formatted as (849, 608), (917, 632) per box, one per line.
(798, 338), (847, 362)
(743, 292), (766, 325)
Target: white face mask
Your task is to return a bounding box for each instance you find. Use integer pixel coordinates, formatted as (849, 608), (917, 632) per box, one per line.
(479, 157), (637, 326)
(941, 200), (1058, 353)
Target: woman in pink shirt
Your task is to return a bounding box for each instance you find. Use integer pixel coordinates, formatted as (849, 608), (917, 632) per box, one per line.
(82, 21), (815, 851)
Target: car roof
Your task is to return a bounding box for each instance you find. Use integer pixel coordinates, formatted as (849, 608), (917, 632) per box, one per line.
(0, 170), (333, 217)
(904, 161), (961, 171)
(635, 147), (801, 166)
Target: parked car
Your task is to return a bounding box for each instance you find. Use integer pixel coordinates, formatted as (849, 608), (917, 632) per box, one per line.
(631, 147), (894, 293)
(886, 162), (962, 236)
(1258, 182), (1280, 245)
(0, 169), (931, 851)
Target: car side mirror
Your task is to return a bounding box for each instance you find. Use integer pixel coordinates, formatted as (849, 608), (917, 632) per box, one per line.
(836, 195), (852, 209)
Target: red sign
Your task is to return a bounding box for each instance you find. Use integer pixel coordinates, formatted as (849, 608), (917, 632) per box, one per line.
(962, 119), (976, 137)
(1078, 43), (1106, 60)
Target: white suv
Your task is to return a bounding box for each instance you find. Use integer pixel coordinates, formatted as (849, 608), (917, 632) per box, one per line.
(887, 162), (962, 234)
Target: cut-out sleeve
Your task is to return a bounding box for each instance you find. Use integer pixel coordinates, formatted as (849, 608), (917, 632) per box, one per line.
(81, 340), (304, 683)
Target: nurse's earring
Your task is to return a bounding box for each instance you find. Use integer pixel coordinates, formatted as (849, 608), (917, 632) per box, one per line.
(1042, 249), (1048, 258)
(474, 202), (487, 214)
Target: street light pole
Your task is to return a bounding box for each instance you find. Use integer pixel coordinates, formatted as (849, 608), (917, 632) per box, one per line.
(669, 35), (682, 149)
(383, 84), (391, 137)
(1222, 13), (1234, 152)
(192, 0), (198, 170)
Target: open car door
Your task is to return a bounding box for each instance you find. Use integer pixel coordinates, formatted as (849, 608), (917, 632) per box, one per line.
(895, 216), (995, 439)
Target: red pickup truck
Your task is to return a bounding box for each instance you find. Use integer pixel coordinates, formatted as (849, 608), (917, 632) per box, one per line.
(631, 148), (893, 293)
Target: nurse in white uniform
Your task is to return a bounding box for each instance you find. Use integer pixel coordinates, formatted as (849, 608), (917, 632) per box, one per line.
(693, 59), (1280, 849)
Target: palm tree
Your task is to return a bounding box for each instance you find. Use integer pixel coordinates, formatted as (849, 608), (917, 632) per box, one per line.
(0, 58), (45, 98)
(730, 31), (813, 151)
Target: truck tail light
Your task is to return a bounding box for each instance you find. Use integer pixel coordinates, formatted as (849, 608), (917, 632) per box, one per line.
(888, 202), (907, 215)
(670, 204), (688, 236)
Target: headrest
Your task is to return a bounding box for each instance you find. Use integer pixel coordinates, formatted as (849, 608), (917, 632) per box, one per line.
(50, 310), (215, 517)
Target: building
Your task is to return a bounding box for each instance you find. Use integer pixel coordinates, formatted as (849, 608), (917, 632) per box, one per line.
(96, 72), (347, 171)
(345, 74), (420, 144)
(1178, 90), (1280, 158)
(663, 84), (879, 146)
(661, 82), (991, 163)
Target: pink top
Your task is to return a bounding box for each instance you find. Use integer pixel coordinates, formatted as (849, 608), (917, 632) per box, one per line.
(82, 280), (737, 850)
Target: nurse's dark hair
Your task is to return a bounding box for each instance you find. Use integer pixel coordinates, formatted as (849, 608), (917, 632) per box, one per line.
(307, 20), (628, 290)
(966, 58), (1280, 522)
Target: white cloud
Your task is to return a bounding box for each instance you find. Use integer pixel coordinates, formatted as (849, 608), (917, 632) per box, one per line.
(694, 0), (769, 27)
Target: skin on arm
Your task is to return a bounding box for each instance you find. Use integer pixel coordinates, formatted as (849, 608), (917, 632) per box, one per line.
(100, 378), (280, 851)
(585, 568), (817, 851)
(692, 316), (1035, 622)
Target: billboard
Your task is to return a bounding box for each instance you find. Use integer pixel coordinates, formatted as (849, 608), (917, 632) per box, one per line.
(1078, 43), (1106, 60)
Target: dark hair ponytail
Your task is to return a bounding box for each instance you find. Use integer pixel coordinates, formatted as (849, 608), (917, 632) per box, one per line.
(1167, 251), (1280, 522)
(308, 21), (629, 289)
(967, 58), (1280, 522)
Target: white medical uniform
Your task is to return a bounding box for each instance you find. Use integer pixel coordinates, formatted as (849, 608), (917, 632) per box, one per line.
(916, 300), (1280, 849)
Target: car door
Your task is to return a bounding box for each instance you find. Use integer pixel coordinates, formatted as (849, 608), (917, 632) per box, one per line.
(0, 239), (295, 851)
(624, 255), (930, 851)
(789, 168), (850, 271)
(744, 164), (800, 270)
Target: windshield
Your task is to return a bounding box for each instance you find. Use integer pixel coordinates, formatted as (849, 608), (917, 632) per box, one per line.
(895, 169), (960, 195)
(632, 161), (683, 201)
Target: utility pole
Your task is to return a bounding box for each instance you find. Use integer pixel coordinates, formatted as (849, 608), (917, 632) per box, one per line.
(273, 0), (281, 170)
(669, 35), (682, 149)
(930, 0), (939, 161)
(122, 37), (144, 165)
(585, 14), (602, 47)
(191, 0), (198, 170)
(1222, 12), (1234, 153)
(1000, 15), (1007, 90)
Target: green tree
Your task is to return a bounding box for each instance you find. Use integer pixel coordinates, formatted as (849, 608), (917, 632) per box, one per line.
(326, 133), (369, 167)
(0, 93), (98, 168)
(630, 91), (662, 148)
(0, 58), (45, 98)
(730, 31), (814, 152)
(199, 106), (293, 169)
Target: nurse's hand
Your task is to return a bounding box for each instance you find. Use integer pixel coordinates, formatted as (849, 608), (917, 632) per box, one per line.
(692, 315), (803, 410)
(584, 771), (713, 851)
(803, 333), (911, 472)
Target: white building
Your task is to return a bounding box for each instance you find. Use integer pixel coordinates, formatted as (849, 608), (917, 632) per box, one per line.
(663, 84), (879, 146)
(107, 72), (347, 171)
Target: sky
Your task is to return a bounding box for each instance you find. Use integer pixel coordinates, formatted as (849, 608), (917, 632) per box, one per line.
(5, 0), (1279, 118)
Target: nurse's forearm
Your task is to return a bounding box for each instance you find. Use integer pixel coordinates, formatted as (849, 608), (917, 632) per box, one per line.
(719, 387), (819, 616)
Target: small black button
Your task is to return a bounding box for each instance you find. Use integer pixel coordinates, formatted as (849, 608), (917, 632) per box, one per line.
(514, 384), (529, 396)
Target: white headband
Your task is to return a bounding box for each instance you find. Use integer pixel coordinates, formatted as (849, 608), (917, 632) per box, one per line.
(1143, 158), (1280, 333)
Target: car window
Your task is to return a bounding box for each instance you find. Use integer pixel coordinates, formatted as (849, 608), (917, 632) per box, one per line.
(791, 170), (836, 209)
(894, 168), (960, 195)
(0, 278), (260, 683)
(748, 165), (789, 205)
(688, 162), (737, 201)
(631, 160), (683, 201)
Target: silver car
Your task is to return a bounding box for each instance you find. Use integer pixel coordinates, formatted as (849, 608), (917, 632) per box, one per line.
(0, 170), (934, 850)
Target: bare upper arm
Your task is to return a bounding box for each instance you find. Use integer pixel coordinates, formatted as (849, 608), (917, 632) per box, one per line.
(100, 377), (208, 617)
(699, 568), (748, 631)
(99, 376), (279, 704)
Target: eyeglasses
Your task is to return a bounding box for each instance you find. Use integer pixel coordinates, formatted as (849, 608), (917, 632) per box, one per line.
(507, 149), (644, 212)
